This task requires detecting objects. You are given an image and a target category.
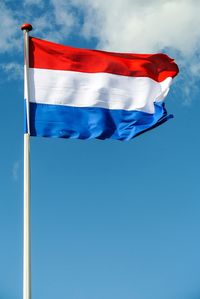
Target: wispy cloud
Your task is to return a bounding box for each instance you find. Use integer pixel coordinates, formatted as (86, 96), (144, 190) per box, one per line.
(0, 2), (21, 53)
(0, 62), (23, 80)
(24, 0), (44, 5)
(12, 160), (20, 182)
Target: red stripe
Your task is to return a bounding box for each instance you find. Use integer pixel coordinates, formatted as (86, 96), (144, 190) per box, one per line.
(29, 37), (179, 82)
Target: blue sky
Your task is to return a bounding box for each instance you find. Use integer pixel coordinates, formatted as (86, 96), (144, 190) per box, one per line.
(1, 1), (200, 299)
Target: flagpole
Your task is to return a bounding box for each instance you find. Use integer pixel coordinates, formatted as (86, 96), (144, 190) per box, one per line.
(21, 23), (32, 299)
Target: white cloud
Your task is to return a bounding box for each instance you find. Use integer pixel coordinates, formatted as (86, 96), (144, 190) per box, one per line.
(49, 0), (81, 41)
(76, 0), (200, 55)
(0, 2), (20, 53)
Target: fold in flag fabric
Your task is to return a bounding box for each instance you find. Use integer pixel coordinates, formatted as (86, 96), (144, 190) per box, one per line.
(25, 37), (179, 140)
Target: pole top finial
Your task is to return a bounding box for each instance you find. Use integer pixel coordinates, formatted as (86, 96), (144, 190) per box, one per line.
(21, 23), (33, 31)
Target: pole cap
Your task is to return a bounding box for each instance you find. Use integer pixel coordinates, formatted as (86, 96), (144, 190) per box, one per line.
(21, 23), (33, 31)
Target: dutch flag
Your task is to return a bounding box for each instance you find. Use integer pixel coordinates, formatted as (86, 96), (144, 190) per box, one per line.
(25, 37), (179, 141)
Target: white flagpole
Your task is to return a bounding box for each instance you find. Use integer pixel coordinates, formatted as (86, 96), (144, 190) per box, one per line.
(21, 23), (32, 299)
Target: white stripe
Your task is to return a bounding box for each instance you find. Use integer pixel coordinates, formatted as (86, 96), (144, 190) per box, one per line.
(27, 68), (172, 114)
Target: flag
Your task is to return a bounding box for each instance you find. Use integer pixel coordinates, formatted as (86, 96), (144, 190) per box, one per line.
(25, 37), (179, 140)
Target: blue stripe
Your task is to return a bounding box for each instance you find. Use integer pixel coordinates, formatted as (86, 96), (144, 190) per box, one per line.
(26, 102), (173, 140)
